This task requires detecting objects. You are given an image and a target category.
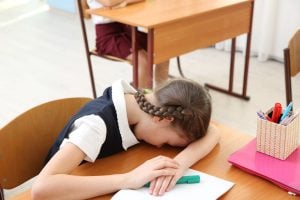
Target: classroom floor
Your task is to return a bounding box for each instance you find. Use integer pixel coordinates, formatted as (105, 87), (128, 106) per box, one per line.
(1, 0), (300, 198)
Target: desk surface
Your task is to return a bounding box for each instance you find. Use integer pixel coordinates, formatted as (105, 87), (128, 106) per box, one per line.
(81, 123), (297, 200)
(88, 0), (252, 65)
(88, 0), (252, 28)
(12, 123), (297, 199)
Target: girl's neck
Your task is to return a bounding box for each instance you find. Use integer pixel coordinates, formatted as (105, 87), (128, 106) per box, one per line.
(124, 94), (143, 125)
(125, 93), (156, 125)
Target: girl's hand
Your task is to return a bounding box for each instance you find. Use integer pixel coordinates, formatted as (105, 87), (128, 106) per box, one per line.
(109, 0), (145, 9)
(110, 1), (127, 9)
(148, 166), (186, 196)
(126, 0), (145, 4)
(125, 156), (179, 189)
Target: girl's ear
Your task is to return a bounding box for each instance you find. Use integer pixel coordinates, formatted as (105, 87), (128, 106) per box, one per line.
(152, 116), (174, 124)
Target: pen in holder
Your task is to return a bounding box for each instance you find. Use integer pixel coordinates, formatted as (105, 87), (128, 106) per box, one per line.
(256, 107), (300, 160)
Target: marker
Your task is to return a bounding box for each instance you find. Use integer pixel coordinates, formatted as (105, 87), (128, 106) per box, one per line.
(144, 175), (200, 187)
(266, 115), (272, 122)
(257, 110), (266, 120)
(280, 102), (293, 123)
(280, 111), (299, 125)
(271, 103), (282, 123)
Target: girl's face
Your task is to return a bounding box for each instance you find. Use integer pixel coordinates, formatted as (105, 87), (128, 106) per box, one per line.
(133, 117), (190, 148)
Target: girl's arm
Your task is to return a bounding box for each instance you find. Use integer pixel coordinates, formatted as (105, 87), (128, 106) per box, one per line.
(173, 124), (221, 170)
(149, 124), (221, 196)
(31, 143), (179, 200)
(96, 0), (144, 8)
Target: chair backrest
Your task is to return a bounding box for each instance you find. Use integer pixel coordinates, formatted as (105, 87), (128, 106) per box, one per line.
(0, 98), (91, 190)
(288, 29), (300, 76)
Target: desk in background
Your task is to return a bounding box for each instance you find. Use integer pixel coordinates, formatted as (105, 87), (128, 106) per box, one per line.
(88, 0), (254, 100)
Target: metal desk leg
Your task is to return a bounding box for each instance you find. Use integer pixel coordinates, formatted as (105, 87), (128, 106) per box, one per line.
(1, 188), (4, 200)
(147, 29), (154, 89)
(205, 1), (254, 101)
(131, 26), (138, 88)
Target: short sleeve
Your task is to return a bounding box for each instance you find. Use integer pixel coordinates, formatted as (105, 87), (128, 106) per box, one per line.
(60, 114), (107, 162)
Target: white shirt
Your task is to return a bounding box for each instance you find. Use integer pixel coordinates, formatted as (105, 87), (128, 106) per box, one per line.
(60, 80), (139, 162)
(87, 0), (114, 24)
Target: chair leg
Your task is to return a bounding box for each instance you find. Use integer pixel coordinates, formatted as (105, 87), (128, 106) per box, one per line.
(0, 188), (4, 200)
(77, 0), (97, 98)
(176, 57), (185, 78)
(283, 48), (292, 106)
(87, 58), (97, 99)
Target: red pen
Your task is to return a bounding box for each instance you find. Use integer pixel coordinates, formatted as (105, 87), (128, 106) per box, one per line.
(266, 115), (272, 121)
(271, 103), (282, 123)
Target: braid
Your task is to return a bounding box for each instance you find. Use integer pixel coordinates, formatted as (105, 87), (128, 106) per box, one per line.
(134, 90), (193, 121)
(134, 78), (212, 142)
(155, 78), (211, 141)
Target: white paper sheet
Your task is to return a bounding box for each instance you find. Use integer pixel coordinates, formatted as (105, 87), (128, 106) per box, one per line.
(112, 169), (234, 200)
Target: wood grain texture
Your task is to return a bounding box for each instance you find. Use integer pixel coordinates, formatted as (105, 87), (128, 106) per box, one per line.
(10, 123), (298, 200)
(0, 98), (92, 190)
(153, 2), (251, 63)
(87, 0), (252, 28)
(289, 29), (300, 76)
(87, 0), (253, 63)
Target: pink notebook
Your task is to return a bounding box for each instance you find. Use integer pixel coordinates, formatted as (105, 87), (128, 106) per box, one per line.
(228, 139), (300, 195)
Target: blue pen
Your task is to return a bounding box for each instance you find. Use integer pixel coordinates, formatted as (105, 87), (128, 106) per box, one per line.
(280, 102), (293, 122)
(257, 110), (266, 120)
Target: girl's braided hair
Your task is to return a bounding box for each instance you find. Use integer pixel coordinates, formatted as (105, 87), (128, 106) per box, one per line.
(134, 78), (211, 141)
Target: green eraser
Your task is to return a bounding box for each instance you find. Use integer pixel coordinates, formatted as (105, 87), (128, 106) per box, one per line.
(143, 88), (153, 94)
(176, 175), (200, 184)
(144, 175), (200, 187)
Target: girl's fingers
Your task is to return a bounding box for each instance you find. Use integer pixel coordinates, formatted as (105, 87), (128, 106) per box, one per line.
(166, 175), (177, 191)
(153, 168), (177, 177)
(150, 156), (173, 163)
(157, 176), (172, 196)
(149, 156), (179, 170)
(149, 178), (157, 194)
(151, 176), (164, 196)
(127, 156), (180, 190)
(154, 160), (179, 170)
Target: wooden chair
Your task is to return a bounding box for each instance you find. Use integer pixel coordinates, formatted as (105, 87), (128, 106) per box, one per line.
(0, 98), (92, 200)
(284, 29), (300, 106)
(77, 0), (184, 98)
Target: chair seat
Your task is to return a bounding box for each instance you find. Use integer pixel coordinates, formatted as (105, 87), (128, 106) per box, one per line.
(90, 49), (131, 64)
(78, 0), (183, 98)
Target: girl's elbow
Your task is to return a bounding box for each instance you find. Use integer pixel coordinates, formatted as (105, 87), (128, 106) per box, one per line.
(31, 180), (51, 200)
(100, 0), (117, 7)
(214, 130), (221, 144)
(207, 124), (221, 144)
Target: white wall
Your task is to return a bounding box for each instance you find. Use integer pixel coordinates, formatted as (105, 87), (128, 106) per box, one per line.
(217, 0), (300, 61)
(271, 0), (300, 59)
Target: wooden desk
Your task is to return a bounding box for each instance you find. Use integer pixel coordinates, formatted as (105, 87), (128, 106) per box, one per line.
(88, 0), (254, 100)
(12, 123), (297, 199)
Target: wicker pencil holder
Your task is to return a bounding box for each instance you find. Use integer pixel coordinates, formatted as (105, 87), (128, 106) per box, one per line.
(256, 112), (300, 160)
